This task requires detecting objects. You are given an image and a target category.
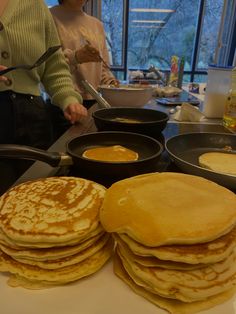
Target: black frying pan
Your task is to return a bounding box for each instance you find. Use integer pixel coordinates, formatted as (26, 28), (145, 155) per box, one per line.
(165, 132), (236, 190)
(92, 108), (169, 137)
(0, 131), (163, 185)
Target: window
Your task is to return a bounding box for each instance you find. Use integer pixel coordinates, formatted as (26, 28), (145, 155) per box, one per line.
(45, 0), (58, 7)
(128, 0), (200, 72)
(197, 0), (224, 69)
(101, 0), (235, 82)
(102, 1), (124, 68)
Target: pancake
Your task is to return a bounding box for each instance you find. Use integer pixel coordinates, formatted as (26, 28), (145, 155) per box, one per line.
(0, 232), (105, 261)
(0, 177), (106, 247)
(0, 238), (113, 289)
(199, 152), (236, 175)
(82, 145), (138, 162)
(100, 172), (236, 246)
(114, 252), (236, 314)
(116, 239), (206, 270)
(0, 224), (104, 249)
(116, 226), (236, 264)
(10, 234), (110, 269)
(117, 247), (236, 302)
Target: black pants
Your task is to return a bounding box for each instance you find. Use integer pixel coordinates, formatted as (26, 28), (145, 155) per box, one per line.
(0, 91), (53, 195)
(46, 100), (71, 142)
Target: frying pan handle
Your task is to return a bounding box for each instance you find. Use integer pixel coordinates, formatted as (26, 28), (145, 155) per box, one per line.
(0, 144), (73, 167)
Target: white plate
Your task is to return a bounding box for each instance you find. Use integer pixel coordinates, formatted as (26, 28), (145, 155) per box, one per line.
(1, 261), (236, 314)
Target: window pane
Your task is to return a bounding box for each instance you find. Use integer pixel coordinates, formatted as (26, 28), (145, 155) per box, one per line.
(197, 0), (224, 69)
(101, 0), (124, 67)
(219, 0), (236, 66)
(44, 0), (58, 6)
(112, 70), (125, 81)
(128, 0), (200, 72)
(193, 74), (208, 83)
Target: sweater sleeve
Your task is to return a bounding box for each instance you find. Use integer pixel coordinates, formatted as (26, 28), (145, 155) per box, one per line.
(40, 3), (83, 110)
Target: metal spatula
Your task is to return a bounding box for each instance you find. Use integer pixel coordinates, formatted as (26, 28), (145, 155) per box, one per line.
(0, 45), (61, 76)
(81, 79), (111, 109)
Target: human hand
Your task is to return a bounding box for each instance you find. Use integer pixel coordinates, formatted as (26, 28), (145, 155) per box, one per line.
(109, 79), (120, 87)
(63, 103), (88, 124)
(0, 66), (8, 82)
(75, 44), (102, 64)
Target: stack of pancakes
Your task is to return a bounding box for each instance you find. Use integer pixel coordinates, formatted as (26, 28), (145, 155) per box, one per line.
(100, 172), (236, 314)
(0, 177), (113, 289)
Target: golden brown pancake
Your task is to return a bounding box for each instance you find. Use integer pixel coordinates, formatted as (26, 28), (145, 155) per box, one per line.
(0, 239), (113, 289)
(116, 239), (206, 270)
(115, 226), (236, 264)
(100, 172), (236, 312)
(0, 232), (105, 261)
(199, 152), (236, 175)
(0, 177), (106, 247)
(114, 252), (236, 314)
(10, 234), (110, 269)
(100, 172), (236, 246)
(82, 145), (138, 162)
(0, 224), (104, 249)
(0, 177), (114, 290)
(117, 246), (236, 302)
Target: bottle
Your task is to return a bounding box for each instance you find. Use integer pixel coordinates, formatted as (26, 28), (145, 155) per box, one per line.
(177, 56), (185, 89)
(223, 68), (236, 132)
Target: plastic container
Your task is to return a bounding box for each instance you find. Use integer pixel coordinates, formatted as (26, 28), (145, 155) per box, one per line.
(203, 65), (233, 118)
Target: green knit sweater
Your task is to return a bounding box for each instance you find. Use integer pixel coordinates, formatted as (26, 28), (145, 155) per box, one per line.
(0, 0), (83, 110)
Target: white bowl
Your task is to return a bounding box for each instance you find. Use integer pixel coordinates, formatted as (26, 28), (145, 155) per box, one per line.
(99, 84), (154, 107)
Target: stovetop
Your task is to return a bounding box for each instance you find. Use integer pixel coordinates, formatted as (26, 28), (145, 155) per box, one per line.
(53, 150), (235, 193)
(12, 106), (235, 194)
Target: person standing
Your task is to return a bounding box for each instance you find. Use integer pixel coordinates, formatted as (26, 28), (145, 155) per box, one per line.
(50, 0), (119, 109)
(0, 0), (87, 194)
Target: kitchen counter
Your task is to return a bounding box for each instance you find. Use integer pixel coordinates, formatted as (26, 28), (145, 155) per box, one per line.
(14, 103), (230, 186)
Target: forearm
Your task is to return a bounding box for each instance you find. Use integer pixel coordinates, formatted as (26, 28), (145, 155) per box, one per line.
(41, 53), (83, 110)
(41, 8), (83, 109)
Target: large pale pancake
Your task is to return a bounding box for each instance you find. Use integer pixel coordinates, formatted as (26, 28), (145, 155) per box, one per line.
(116, 240), (205, 270)
(117, 247), (236, 302)
(82, 145), (138, 162)
(0, 177), (106, 246)
(0, 232), (104, 261)
(100, 172), (236, 246)
(0, 238), (113, 289)
(10, 234), (110, 269)
(114, 253), (236, 314)
(199, 152), (236, 175)
(117, 226), (236, 264)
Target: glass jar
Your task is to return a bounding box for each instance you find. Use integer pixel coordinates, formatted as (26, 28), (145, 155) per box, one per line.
(223, 69), (236, 132)
(223, 90), (236, 132)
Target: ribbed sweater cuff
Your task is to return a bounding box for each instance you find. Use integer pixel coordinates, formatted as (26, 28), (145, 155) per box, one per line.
(58, 95), (83, 111)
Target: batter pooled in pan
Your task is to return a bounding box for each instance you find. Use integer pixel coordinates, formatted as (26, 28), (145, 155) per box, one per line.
(110, 117), (142, 124)
(82, 145), (139, 162)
